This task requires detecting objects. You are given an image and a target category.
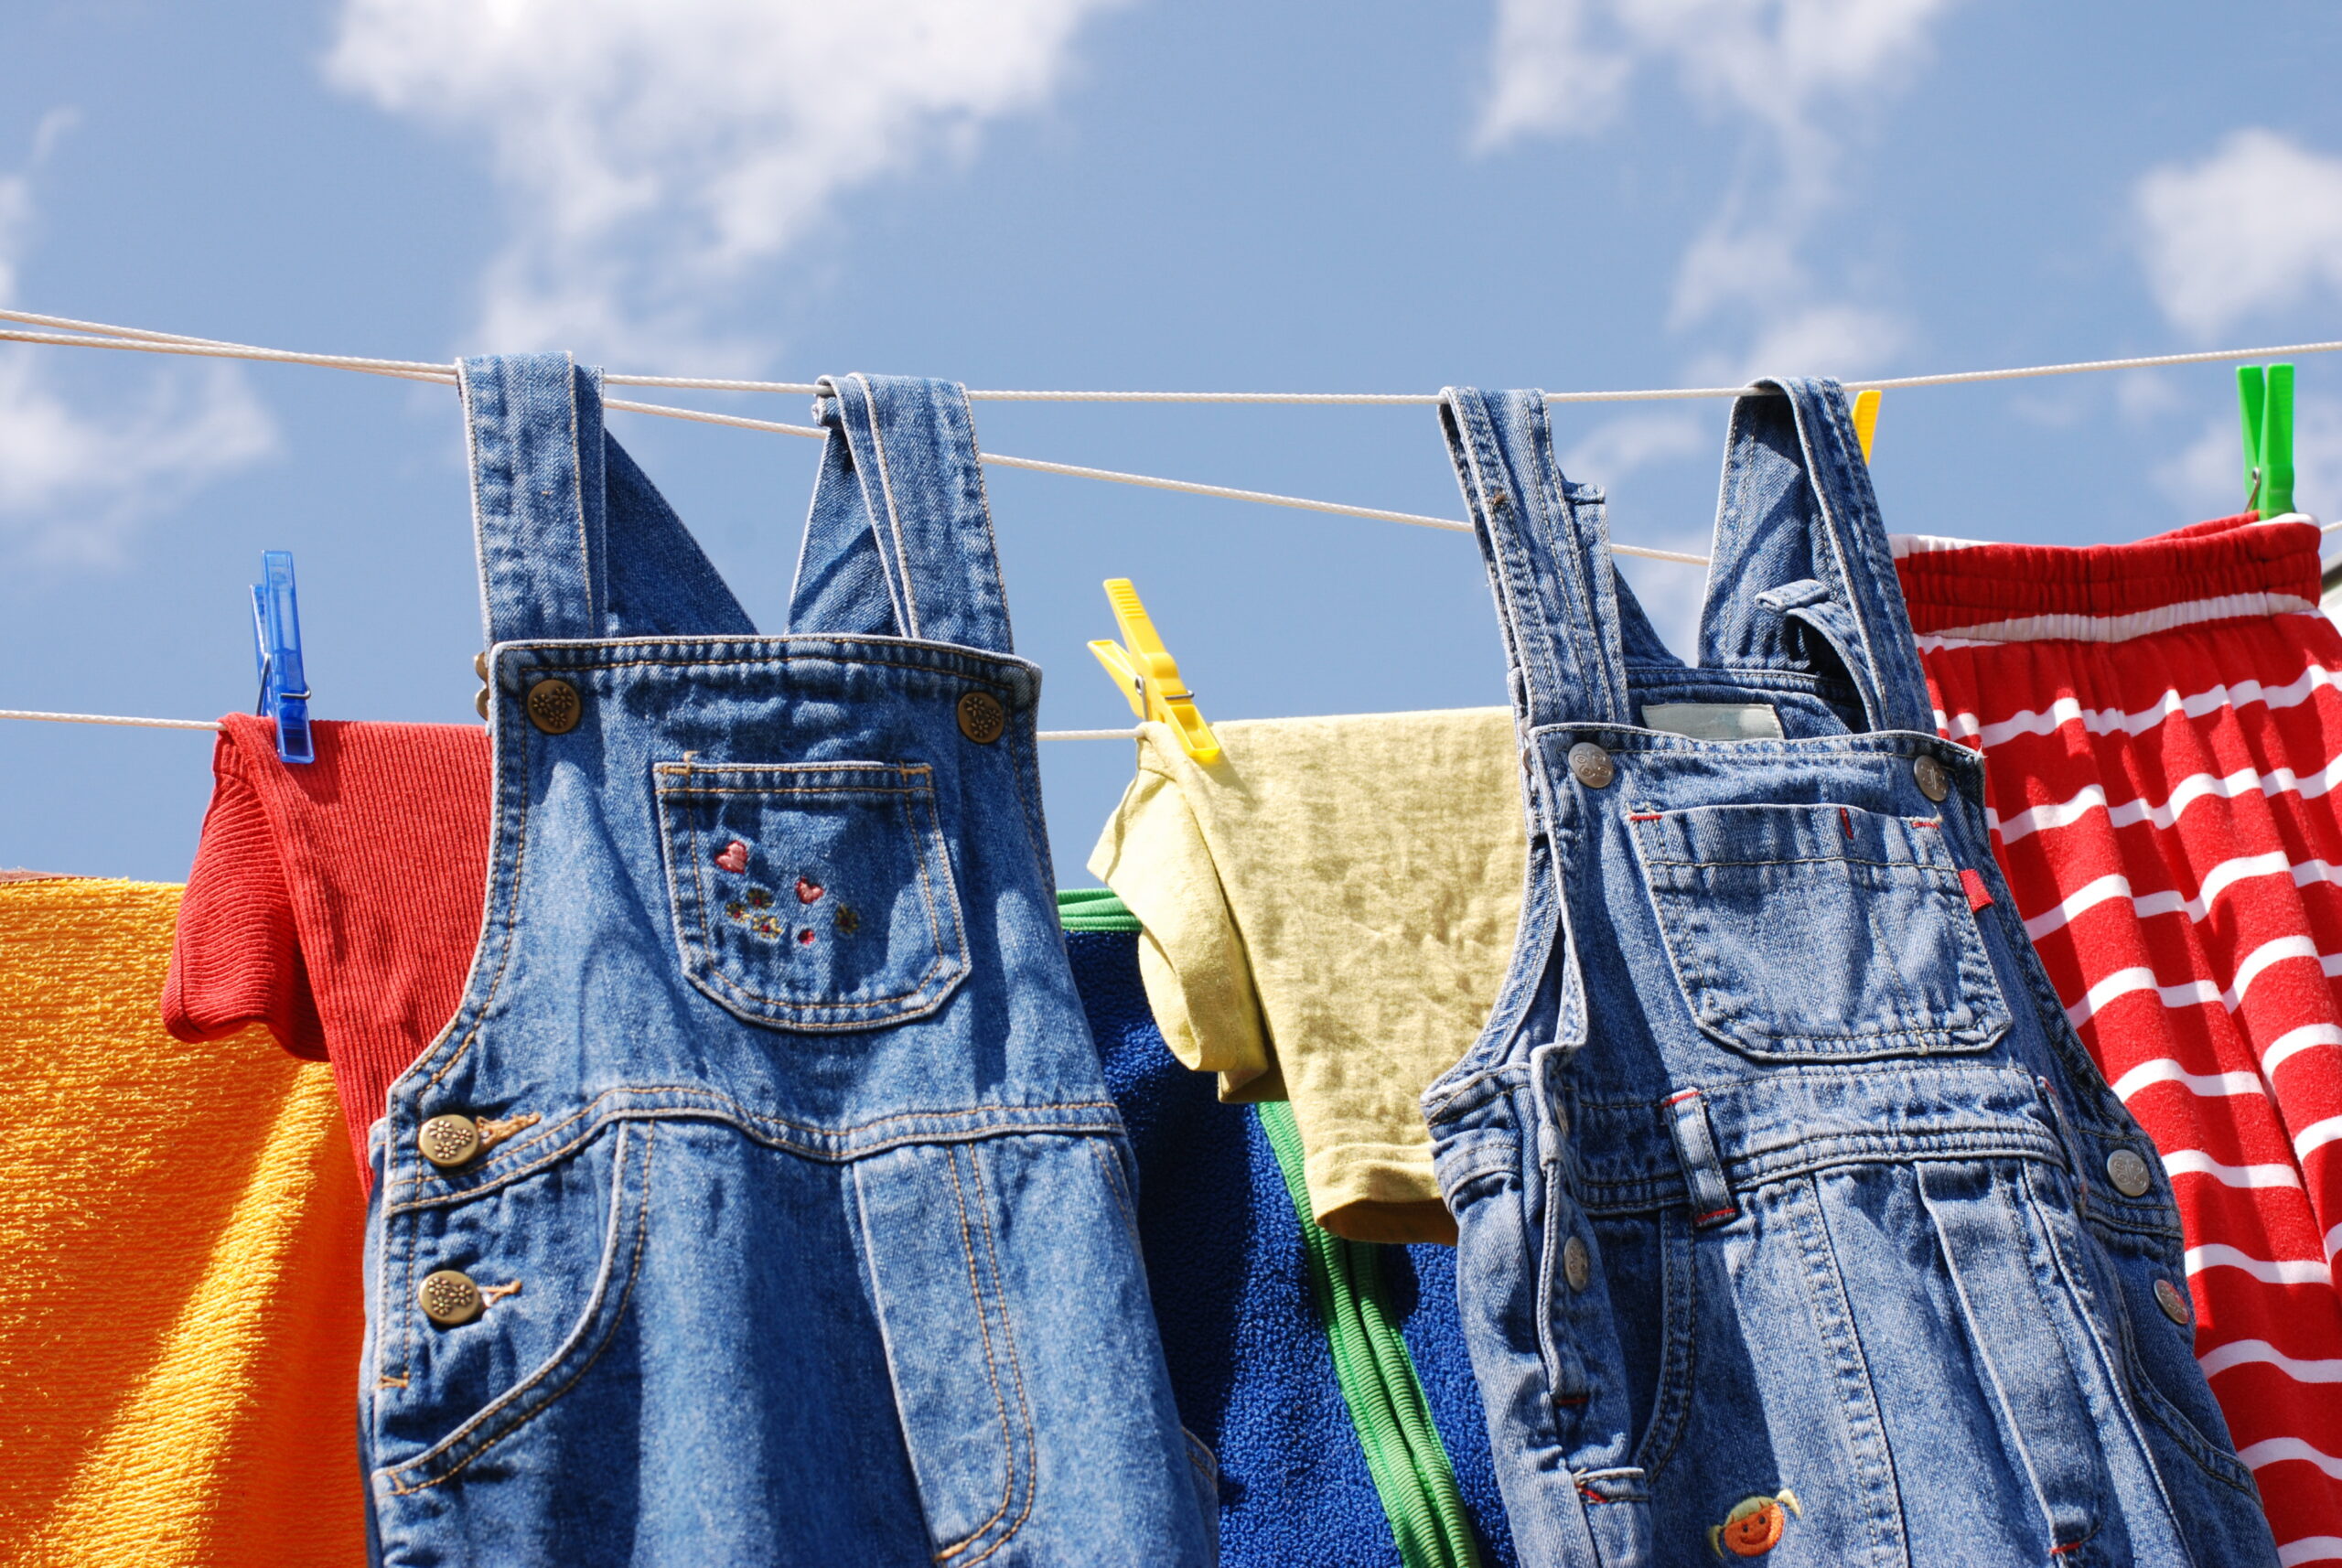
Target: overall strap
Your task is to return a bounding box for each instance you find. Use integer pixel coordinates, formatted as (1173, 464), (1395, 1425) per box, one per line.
(1439, 387), (1632, 730)
(785, 375), (1015, 655)
(1694, 378), (1934, 734)
(462, 353), (751, 647)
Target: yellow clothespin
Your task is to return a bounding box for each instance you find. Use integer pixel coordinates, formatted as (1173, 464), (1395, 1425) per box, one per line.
(1088, 577), (1220, 764)
(1853, 388), (1881, 463)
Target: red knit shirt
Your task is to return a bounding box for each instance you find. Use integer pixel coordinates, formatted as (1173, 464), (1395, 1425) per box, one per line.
(164, 715), (489, 1182)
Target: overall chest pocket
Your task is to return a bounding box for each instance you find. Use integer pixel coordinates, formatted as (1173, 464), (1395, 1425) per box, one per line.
(655, 761), (969, 1031)
(1628, 800), (2009, 1062)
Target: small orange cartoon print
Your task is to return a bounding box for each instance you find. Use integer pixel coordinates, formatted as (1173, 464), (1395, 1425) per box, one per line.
(1709, 1489), (1800, 1559)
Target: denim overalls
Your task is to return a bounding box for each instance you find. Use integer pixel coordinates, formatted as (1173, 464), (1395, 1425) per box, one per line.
(360, 360), (1217, 1567)
(1424, 381), (2280, 1568)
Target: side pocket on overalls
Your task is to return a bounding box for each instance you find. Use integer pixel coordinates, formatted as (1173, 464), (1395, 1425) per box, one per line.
(849, 1139), (1041, 1564)
(372, 1119), (656, 1496)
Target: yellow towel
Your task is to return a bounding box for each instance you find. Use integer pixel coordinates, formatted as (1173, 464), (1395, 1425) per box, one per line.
(0, 878), (367, 1567)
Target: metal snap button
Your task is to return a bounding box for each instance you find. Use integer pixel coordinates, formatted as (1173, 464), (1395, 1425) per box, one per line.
(419, 1270), (484, 1327)
(473, 651), (489, 682)
(526, 678), (582, 735)
(1913, 754), (1950, 802)
(1561, 1234), (1592, 1292)
(474, 686), (490, 720)
(2154, 1277), (2192, 1326)
(957, 692), (1005, 745)
(1568, 741), (1615, 789)
(2105, 1147), (2154, 1198)
(418, 1114), (481, 1171)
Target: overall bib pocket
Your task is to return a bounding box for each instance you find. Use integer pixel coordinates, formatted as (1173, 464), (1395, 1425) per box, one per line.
(1629, 800), (2010, 1062)
(655, 760), (970, 1031)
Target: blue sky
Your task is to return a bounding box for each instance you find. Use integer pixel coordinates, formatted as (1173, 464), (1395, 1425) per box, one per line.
(5, 0), (2342, 883)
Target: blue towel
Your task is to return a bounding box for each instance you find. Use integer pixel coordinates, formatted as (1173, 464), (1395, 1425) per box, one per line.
(1068, 924), (1518, 1568)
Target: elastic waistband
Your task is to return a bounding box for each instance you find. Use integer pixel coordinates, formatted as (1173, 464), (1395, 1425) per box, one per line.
(1891, 513), (2323, 643)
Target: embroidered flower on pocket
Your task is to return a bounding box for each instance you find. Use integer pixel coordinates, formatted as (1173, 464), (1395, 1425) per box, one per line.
(1709, 1489), (1799, 1558)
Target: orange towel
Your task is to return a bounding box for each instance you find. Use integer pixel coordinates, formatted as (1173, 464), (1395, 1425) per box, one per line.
(0, 878), (366, 1567)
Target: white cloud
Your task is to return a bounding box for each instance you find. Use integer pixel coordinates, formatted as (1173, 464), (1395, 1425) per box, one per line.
(1473, 0), (1955, 379)
(1561, 410), (1707, 479)
(327, 0), (1124, 364)
(1475, 0), (1952, 152)
(1683, 302), (1907, 384)
(0, 114), (277, 565)
(2155, 393), (2342, 525)
(2136, 129), (2342, 338)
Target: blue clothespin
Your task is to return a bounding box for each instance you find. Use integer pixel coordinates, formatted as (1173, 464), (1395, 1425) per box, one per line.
(250, 550), (313, 764)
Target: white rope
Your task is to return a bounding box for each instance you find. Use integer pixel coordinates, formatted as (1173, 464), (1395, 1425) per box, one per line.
(0, 708), (220, 731)
(7, 303), (2337, 570)
(11, 305), (2342, 403)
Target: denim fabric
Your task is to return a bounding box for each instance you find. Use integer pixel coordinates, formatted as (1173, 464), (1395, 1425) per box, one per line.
(359, 362), (1215, 1567)
(1425, 381), (2280, 1568)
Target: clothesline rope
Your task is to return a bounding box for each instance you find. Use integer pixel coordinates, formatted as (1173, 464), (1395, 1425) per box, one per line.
(1, 305), (2337, 567)
(12, 306), (2342, 403)
(3, 306), (2337, 740)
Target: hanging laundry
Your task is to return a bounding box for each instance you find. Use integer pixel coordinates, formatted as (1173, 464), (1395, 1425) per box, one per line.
(1897, 511), (2342, 1561)
(351, 360), (1212, 1567)
(1430, 381), (2280, 1567)
(1090, 709), (1526, 1243)
(1065, 886), (1513, 1568)
(165, 714), (490, 1180)
(0, 875), (367, 1567)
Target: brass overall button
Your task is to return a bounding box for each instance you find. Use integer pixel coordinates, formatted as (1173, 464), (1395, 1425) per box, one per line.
(526, 678), (582, 735)
(2105, 1147), (2155, 1197)
(957, 692), (1005, 744)
(419, 1270), (484, 1327)
(1913, 754), (1950, 802)
(418, 1114), (481, 1171)
(1561, 1235), (1593, 1292)
(2154, 1277), (2193, 1326)
(1568, 742), (1615, 789)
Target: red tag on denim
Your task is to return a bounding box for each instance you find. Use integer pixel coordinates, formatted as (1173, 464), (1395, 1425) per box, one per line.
(1960, 867), (1993, 912)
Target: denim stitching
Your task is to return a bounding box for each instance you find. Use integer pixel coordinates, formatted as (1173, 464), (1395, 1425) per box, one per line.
(1088, 1141), (1141, 1250)
(383, 1101), (1125, 1212)
(412, 711), (534, 1102)
(386, 1122), (656, 1494)
(2025, 1165), (2261, 1502)
(948, 1146), (1040, 1566)
(930, 1144), (1020, 1560)
(1786, 1174), (1903, 1561)
(657, 772), (965, 1016)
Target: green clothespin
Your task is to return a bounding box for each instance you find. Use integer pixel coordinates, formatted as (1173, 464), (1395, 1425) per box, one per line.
(2238, 363), (2296, 518)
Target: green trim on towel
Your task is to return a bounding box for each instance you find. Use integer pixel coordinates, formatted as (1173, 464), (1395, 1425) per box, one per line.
(1057, 886), (1142, 931)
(1057, 886), (1478, 1565)
(1257, 1099), (1484, 1568)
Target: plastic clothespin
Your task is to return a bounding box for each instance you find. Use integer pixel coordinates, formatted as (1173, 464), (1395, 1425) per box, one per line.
(1852, 389), (1881, 464)
(2239, 364), (2296, 519)
(1088, 577), (1220, 764)
(250, 549), (314, 764)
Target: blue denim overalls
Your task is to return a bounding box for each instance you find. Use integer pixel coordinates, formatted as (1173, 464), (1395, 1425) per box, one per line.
(359, 360), (1217, 1567)
(1424, 381), (2280, 1568)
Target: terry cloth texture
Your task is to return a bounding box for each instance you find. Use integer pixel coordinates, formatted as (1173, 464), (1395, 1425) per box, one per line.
(163, 714), (491, 1179)
(1088, 711), (1525, 1243)
(1898, 512), (2342, 1557)
(1069, 901), (1516, 1568)
(0, 878), (368, 1568)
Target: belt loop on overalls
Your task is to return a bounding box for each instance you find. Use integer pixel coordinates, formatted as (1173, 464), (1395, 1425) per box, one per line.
(1665, 1089), (1737, 1228)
